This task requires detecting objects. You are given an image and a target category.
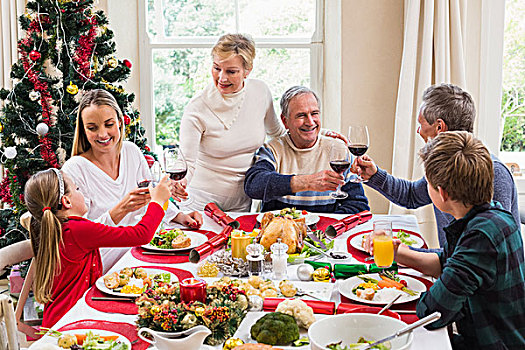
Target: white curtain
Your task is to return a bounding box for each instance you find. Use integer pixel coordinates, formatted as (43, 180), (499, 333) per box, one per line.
(391, 0), (504, 247)
(0, 0), (26, 90)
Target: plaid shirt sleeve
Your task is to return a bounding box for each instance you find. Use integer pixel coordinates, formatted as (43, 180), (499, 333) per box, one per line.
(416, 228), (498, 328)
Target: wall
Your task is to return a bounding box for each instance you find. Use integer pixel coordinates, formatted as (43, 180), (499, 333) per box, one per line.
(97, 0), (141, 108)
(340, 0), (404, 214)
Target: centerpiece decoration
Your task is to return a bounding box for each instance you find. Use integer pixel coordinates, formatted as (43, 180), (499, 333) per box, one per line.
(136, 278), (248, 346)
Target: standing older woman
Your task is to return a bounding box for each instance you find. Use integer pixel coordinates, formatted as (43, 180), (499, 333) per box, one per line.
(62, 89), (202, 268)
(179, 34), (285, 212)
(179, 34), (345, 212)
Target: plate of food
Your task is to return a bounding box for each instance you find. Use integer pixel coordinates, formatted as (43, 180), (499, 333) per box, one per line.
(142, 228), (208, 252)
(256, 207), (320, 226)
(349, 229), (425, 253)
(338, 273), (426, 305)
(95, 267), (177, 298)
(36, 329), (131, 350)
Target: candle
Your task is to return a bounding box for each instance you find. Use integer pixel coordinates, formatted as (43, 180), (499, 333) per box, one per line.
(180, 278), (207, 304)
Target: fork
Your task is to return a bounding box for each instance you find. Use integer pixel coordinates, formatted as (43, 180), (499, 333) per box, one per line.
(295, 288), (323, 301)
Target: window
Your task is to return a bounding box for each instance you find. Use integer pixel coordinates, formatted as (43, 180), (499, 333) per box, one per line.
(139, 0), (322, 149)
(499, 0), (525, 177)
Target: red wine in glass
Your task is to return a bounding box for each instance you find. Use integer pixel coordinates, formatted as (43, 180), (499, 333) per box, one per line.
(348, 144), (368, 157)
(164, 146), (193, 205)
(168, 169), (187, 181)
(348, 125), (369, 183)
(329, 146), (349, 199)
(330, 160), (351, 174)
(137, 180), (152, 188)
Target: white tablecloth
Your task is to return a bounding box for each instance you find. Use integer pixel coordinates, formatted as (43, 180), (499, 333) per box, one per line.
(33, 213), (452, 350)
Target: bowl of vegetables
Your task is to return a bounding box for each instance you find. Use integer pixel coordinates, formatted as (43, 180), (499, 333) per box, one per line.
(308, 313), (413, 350)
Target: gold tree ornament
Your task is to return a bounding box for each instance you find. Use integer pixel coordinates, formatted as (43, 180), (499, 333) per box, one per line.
(0, 123), (3, 133)
(194, 306), (206, 317)
(222, 338), (244, 350)
(66, 81), (78, 95)
(107, 57), (118, 68)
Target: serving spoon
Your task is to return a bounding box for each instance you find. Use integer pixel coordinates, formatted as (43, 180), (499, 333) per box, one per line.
(360, 311), (441, 349)
(377, 293), (402, 315)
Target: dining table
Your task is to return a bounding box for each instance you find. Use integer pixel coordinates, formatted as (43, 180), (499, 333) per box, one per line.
(30, 211), (452, 350)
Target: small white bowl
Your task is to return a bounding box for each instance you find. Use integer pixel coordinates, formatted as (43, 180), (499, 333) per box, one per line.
(308, 313), (413, 350)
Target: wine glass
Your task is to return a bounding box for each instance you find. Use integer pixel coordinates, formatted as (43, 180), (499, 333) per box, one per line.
(329, 144), (350, 199)
(348, 125), (369, 183)
(163, 146), (193, 205)
(372, 220), (394, 269)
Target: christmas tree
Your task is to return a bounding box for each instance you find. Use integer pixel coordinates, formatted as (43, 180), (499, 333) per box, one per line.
(0, 0), (154, 254)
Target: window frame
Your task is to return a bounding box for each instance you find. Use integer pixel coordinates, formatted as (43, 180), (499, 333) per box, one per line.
(138, 0), (325, 150)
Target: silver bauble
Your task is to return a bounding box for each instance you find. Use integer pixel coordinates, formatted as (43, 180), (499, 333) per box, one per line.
(248, 295), (264, 311)
(4, 146), (17, 159)
(296, 263), (315, 281)
(36, 122), (49, 136)
(29, 90), (40, 101)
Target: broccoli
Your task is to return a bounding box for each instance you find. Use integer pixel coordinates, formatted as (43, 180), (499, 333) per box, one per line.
(250, 312), (300, 345)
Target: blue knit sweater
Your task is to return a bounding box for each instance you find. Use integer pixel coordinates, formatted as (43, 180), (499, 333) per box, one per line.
(366, 155), (520, 248)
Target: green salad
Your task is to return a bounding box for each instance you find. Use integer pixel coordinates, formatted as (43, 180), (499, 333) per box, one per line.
(327, 338), (390, 350)
(276, 207), (303, 219)
(149, 228), (186, 249)
(395, 230), (417, 246)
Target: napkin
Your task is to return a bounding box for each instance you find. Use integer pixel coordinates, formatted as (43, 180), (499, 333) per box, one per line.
(263, 297), (335, 315)
(304, 261), (398, 279)
(324, 210), (372, 238)
(204, 202), (240, 229)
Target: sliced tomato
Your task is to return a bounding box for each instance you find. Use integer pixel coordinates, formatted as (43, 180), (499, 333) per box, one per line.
(75, 334), (86, 345)
(302, 210), (308, 215)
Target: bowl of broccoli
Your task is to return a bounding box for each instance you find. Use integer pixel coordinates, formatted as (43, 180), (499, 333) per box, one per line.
(250, 312), (300, 345)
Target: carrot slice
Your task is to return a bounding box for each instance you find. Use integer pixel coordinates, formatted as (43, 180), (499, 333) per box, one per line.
(379, 275), (404, 289)
(100, 335), (119, 342)
(75, 334), (87, 345)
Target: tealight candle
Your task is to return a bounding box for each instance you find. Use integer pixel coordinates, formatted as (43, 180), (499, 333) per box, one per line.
(180, 278), (207, 303)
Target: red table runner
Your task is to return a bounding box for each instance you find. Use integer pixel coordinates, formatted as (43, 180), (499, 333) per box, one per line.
(85, 266), (193, 314)
(58, 320), (147, 350)
(346, 229), (428, 263)
(235, 214), (337, 232)
(338, 273), (433, 324)
(131, 229), (217, 263)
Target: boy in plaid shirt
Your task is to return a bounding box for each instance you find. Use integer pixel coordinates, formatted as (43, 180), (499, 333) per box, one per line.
(385, 131), (525, 349)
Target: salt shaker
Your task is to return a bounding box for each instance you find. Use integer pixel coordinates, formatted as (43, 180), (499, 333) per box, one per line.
(246, 243), (265, 276)
(270, 239), (288, 280)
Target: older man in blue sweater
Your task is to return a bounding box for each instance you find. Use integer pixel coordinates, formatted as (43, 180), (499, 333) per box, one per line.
(245, 86), (369, 214)
(354, 83), (520, 248)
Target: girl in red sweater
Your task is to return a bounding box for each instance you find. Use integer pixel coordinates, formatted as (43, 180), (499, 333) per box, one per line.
(24, 168), (171, 327)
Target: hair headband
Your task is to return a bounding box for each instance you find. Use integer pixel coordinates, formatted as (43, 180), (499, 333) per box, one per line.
(50, 168), (64, 208)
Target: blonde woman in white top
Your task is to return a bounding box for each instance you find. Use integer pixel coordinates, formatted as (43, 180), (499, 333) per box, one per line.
(179, 34), (345, 212)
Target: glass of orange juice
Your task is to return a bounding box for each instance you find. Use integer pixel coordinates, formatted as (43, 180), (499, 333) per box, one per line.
(231, 230), (253, 261)
(372, 220), (394, 268)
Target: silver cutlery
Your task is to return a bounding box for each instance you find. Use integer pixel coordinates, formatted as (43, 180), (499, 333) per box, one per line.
(377, 294), (402, 315)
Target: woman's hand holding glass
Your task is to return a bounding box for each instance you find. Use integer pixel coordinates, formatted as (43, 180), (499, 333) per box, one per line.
(149, 175), (172, 207)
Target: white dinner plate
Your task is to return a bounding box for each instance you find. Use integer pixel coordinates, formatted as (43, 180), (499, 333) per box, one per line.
(349, 230), (425, 253)
(233, 312), (328, 349)
(95, 268), (177, 298)
(141, 231), (208, 252)
(256, 210), (320, 226)
(34, 329), (131, 350)
(338, 273), (427, 305)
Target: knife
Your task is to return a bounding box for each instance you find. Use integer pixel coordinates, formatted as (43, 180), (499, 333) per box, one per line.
(141, 251), (188, 256)
(305, 227), (328, 250)
(361, 312), (441, 349)
(91, 297), (135, 302)
(303, 241), (331, 259)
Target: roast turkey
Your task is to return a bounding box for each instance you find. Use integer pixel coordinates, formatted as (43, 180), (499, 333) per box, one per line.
(258, 212), (307, 253)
